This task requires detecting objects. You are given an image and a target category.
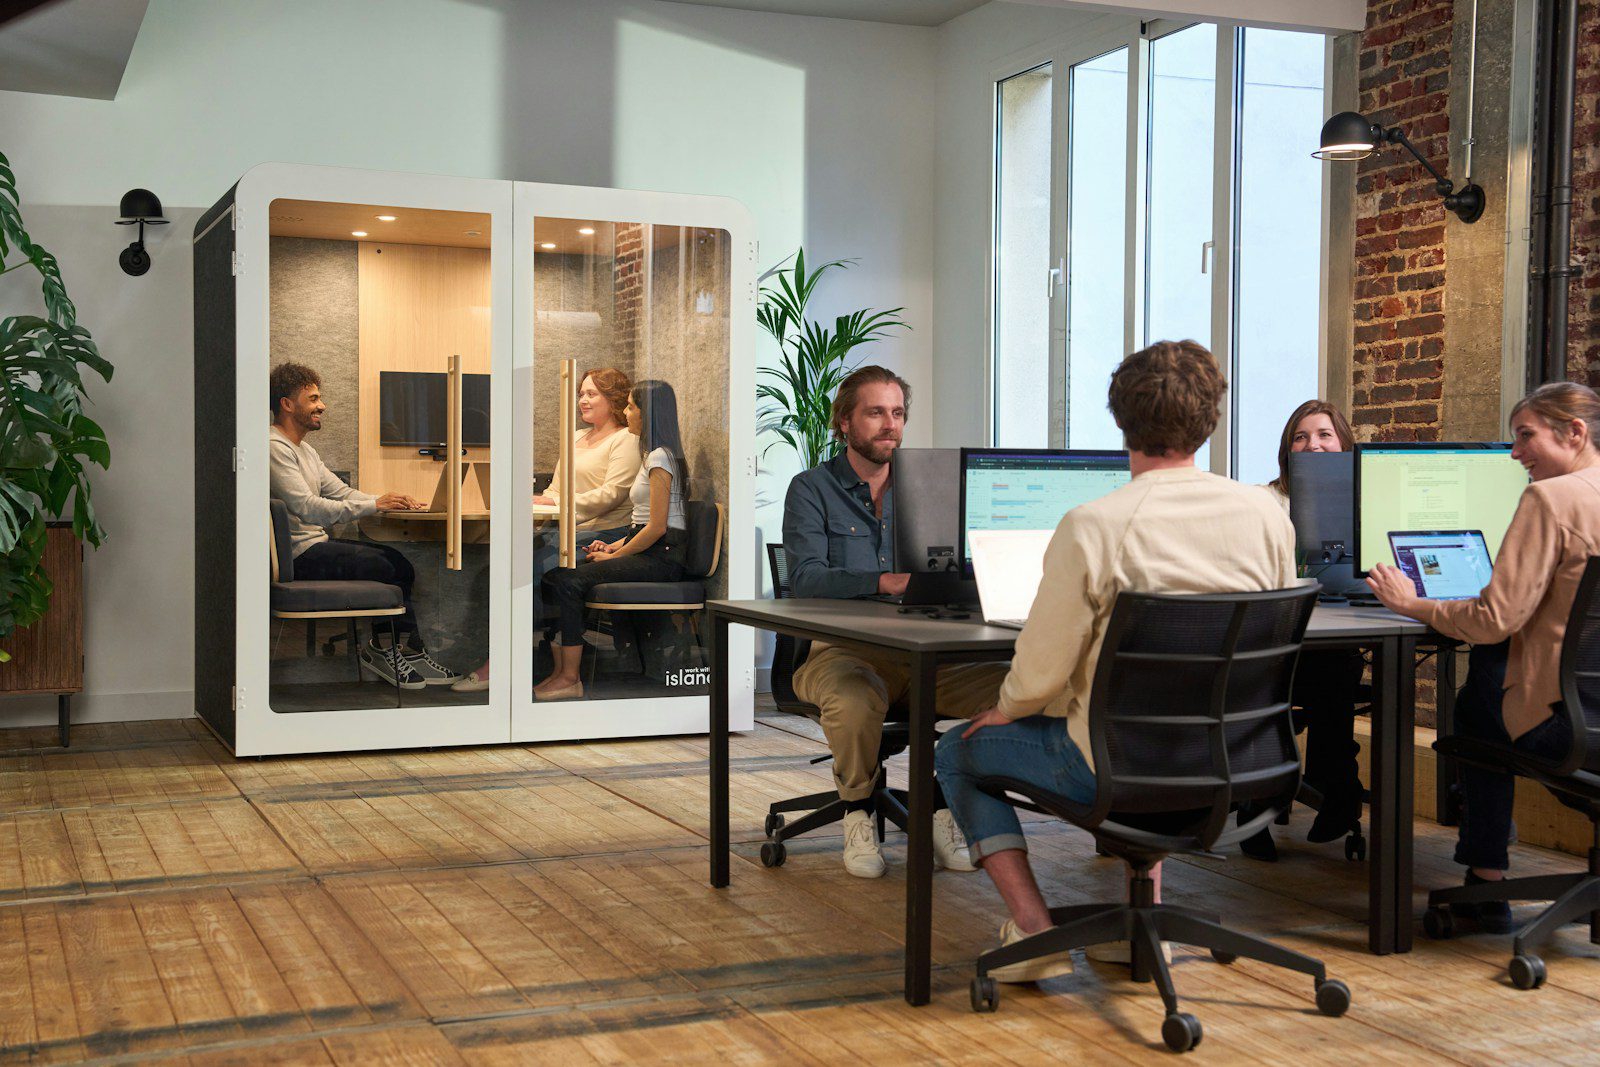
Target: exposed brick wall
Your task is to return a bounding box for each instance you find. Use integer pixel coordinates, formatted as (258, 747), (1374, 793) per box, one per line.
(1568, 1), (1600, 383)
(613, 223), (645, 363)
(1350, 0), (1453, 442)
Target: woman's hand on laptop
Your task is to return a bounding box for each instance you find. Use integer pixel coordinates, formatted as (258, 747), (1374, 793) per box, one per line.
(1366, 562), (1421, 616)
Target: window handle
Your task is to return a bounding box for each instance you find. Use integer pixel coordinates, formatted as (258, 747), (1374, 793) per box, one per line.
(1201, 240), (1214, 274)
(1048, 257), (1064, 298)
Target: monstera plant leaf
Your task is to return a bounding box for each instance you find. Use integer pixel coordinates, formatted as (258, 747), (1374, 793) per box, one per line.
(0, 150), (113, 656)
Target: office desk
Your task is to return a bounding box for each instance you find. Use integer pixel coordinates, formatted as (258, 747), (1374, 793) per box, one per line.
(706, 598), (1433, 1006)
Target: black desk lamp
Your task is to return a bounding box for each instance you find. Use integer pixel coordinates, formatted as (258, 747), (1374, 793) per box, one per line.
(1313, 110), (1485, 224)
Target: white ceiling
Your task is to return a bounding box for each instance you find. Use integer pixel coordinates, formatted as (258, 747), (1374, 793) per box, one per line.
(658, 0), (989, 26)
(0, 0), (149, 100)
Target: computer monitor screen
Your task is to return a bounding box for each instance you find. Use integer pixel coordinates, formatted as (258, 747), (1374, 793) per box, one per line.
(379, 371), (491, 448)
(1354, 443), (1526, 573)
(958, 448), (1130, 576)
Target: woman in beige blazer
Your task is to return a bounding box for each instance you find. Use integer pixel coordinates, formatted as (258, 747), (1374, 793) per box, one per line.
(1368, 382), (1600, 932)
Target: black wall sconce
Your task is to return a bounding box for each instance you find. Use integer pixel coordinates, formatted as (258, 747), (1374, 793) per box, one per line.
(1313, 111), (1486, 224)
(116, 188), (168, 275)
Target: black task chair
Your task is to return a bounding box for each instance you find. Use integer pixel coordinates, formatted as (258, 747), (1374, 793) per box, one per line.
(583, 501), (725, 685)
(758, 543), (913, 867)
(1422, 555), (1600, 989)
(268, 500), (406, 705)
(968, 586), (1351, 1053)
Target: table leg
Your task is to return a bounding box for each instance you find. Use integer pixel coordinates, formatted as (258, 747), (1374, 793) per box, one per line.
(1435, 643), (1459, 826)
(905, 652), (936, 1006)
(710, 611), (730, 889)
(58, 694), (70, 749)
(1368, 637), (1399, 954)
(1394, 635), (1417, 952)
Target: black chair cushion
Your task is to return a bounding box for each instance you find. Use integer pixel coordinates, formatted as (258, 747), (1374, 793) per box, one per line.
(269, 499), (294, 582)
(586, 582), (706, 606)
(271, 580), (403, 614)
(1436, 735), (1600, 806)
(684, 499), (720, 577)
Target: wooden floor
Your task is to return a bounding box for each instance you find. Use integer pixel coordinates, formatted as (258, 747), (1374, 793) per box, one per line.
(0, 704), (1594, 1065)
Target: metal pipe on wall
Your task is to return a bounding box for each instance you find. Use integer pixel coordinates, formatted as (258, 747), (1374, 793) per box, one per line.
(1528, 0), (1581, 387)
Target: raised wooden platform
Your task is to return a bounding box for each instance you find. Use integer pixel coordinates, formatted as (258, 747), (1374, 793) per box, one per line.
(0, 702), (1591, 1063)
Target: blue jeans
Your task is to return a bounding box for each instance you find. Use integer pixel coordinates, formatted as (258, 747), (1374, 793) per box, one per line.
(935, 716), (1096, 864)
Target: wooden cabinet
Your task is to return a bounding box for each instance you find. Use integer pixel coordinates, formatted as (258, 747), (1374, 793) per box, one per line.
(0, 523), (84, 745)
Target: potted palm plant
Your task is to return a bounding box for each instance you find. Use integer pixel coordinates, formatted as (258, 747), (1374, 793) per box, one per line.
(0, 148), (112, 684)
(756, 248), (908, 469)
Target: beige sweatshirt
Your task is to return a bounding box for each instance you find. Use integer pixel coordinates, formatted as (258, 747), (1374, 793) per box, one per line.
(1411, 466), (1600, 740)
(546, 429), (642, 531)
(997, 467), (1298, 770)
(268, 425), (377, 557)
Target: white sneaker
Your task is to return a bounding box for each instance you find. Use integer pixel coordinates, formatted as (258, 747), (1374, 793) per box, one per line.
(360, 644), (427, 690)
(450, 669), (489, 693)
(841, 809), (886, 879)
(403, 648), (461, 685)
(988, 919), (1075, 984)
(1086, 939), (1173, 965)
(933, 809), (977, 872)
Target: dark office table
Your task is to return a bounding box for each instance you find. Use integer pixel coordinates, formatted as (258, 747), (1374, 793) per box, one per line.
(706, 598), (1433, 1006)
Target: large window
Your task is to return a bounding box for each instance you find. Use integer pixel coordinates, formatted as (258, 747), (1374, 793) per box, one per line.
(992, 22), (1328, 475)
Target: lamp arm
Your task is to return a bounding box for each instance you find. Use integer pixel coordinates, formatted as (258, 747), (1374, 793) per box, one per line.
(1381, 126), (1453, 193)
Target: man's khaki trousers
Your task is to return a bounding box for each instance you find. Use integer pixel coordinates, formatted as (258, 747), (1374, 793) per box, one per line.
(792, 643), (1007, 802)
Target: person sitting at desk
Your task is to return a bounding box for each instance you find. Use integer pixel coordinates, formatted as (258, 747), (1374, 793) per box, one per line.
(267, 361), (460, 689)
(782, 364), (1003, 879)
(452, 367), (641, 693)
(934, 340), (1295, 982)
(535, 379), (688, 701)
(1239, 399), (1366, 860)
(1367, 381), (1600, 933)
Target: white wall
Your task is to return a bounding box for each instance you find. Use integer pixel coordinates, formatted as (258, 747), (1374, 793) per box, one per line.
(0, 0), (936, 724)
(932, 1), (1122, 447)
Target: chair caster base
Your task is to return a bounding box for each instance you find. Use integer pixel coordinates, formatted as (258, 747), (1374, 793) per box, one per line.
(970, 975), (998, 1013)
(1162, 1012), (1202, 1052)
(764, 812), (785, 837)
(1422, 905), (1454, 940)
(1509, 954), (1547, 990)
(1315, 978), (1351, 1016)
(759, 841), (786, 868)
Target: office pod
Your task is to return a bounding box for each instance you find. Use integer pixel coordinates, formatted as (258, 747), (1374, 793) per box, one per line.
(194, 163), (755, 756)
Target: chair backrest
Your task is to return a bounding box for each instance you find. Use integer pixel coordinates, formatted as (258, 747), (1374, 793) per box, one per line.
(683, 500), (724, 579)
(765, 543), (813, 711)
(1557, 555), (1600, 775)
(1084, 585), (1318, 848)
(268, 500), (293, 583)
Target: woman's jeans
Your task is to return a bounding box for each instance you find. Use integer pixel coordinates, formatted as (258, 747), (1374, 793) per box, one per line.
(1453, 641), (1573, 870)
(532, 525), (632, 630)
(935, 716), (1096, 864)
(542, 529), (686, 646)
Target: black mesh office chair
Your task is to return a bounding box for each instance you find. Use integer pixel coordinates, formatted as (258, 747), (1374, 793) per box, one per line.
(967, 586), (1350, 1052)
(759, 543), (913, 867)
(1422, 555), (1600, 989)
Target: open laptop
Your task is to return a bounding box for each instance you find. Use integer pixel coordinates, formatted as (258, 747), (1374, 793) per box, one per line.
(967, 528), (1054, 630)
(1386, 530), (1494, 601)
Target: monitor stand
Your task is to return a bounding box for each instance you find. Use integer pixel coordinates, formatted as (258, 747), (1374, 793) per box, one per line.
(902, 572), (978, 608)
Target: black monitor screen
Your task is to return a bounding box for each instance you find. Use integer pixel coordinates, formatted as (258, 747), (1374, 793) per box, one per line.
(379, 371), (490, 448)
(958, 448), (1129, 576)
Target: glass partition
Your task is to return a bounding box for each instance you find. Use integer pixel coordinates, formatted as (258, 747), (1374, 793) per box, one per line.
(529, 219), (731, 703)
(265, 199), (493, 713)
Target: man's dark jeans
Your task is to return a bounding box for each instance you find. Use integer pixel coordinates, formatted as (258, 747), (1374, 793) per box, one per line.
(1453, 641), (1572, 870)
(294, 538), (420, 649)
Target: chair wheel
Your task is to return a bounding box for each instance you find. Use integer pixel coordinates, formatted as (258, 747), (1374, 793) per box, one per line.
(1210, 949), (1237, 965)
(970, 975), (999, 1013)
(1509, 954), (1547, 990)
(1345, 834), (1366, 862)
(759, 841), (786, 868)
(1315, 978), (1351, 1016)
(1422, 906), (1454, 940)
(1161, 1012), (1202, 1052)
(764, 812), (785, 837)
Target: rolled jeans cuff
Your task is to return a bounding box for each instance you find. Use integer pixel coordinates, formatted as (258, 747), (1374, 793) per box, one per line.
(968, 832), (1028, 865)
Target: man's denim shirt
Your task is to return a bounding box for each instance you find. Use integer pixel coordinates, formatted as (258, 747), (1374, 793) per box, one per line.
(782, 451), (894, 599)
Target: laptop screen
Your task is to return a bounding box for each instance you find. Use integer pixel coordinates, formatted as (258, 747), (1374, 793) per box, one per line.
(1386, 530), (1493, 600)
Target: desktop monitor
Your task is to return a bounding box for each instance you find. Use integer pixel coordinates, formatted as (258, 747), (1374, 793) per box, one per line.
(890, 448), (976, 605)
(1354, 442), (1527, 574)
(1286, 452), (1368, 598)
(379, 371), (491, 448)
(958, 448), (1130, 577)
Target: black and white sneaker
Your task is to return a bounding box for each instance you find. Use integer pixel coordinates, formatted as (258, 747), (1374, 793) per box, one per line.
(403, 648), (461, 686)
(361, 643), (427, 690)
